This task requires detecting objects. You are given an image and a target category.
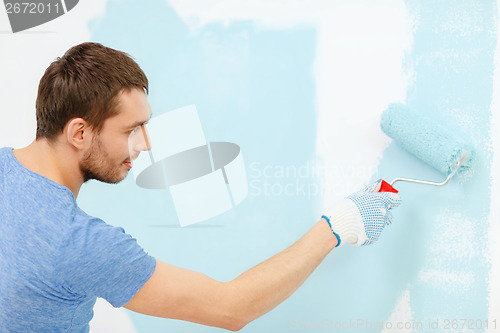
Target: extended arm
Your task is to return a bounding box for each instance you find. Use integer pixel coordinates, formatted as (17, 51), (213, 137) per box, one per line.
(124, 180), (401, 331)
(124, 218), (336, 331)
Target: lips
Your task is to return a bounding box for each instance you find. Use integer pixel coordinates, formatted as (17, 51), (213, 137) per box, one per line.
(124, 154), (140, 169)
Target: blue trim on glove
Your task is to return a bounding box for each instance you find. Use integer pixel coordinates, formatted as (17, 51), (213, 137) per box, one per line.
(321, 215), (341, 247)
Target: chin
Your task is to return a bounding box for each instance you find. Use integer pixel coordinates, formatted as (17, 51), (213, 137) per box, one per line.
(83, 169), (128, 185)
(103, 175), (126, 185)
(109, 170), (129, 184)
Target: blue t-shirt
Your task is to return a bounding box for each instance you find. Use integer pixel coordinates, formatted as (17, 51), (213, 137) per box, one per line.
(0, 147), (157, 332)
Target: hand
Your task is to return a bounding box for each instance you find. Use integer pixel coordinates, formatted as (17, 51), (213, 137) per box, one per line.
(323, 179), (401, 246)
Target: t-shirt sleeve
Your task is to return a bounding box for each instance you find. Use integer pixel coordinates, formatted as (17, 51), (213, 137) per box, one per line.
(57, 216), (157, 308)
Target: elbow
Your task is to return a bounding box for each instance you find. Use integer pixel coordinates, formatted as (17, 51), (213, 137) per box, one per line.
(219, 293), (251, 331)
(224, 323), (245, 332)
(229, 325), (246, 332)
(223, 316), (248, 332)
(218, 282), (257, 331)
(218, 307), (250, 331)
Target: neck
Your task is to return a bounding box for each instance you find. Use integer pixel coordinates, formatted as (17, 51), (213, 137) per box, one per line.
(12, 139), (84, 199)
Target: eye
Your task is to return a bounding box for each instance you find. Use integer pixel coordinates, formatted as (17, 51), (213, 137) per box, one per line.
(130, 125), (141, 135)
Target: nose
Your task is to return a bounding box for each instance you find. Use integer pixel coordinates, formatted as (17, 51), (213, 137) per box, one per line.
(129, 125), (152, 159)
(140, 125), (152, 152)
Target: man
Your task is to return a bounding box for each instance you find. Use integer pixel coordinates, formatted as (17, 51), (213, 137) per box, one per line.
(0, 42), (401, 332)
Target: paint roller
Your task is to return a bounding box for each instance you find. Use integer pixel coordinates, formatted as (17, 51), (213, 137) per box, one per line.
(377, 103), (474, 193)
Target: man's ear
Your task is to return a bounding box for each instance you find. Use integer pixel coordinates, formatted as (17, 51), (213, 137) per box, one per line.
(65, 118), (92, 149)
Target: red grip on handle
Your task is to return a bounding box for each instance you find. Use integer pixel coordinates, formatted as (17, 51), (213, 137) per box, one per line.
(379, 180), (399, 193)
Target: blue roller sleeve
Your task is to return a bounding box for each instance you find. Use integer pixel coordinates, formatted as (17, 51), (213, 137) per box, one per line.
(380, 103), (473, 175)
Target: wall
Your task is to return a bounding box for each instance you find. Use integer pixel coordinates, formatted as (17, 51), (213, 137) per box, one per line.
(1, 1), (498, 332)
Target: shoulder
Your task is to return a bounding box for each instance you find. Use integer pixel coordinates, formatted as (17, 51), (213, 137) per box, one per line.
(63, 207), (151, 262)
(0, 147), (13, 171)
(67, 207), (128, 246)
(54, 207), (156, 304)
(55, 206), (144, 276)
(0, 147), (12, 156)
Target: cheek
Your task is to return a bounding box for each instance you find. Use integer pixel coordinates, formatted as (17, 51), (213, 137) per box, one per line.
(99, 133), (129, 161)
(114, 142), (131, 161)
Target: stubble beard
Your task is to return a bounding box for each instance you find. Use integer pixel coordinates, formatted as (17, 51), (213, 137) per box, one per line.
(79, 136), (127, 184)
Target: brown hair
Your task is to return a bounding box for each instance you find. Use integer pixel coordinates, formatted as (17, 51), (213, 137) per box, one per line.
(35, 42), (149, 141)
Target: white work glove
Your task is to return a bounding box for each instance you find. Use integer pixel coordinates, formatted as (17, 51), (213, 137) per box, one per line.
(322, 179), (402, 246)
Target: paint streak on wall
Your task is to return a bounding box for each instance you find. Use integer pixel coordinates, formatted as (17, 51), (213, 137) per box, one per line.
(487, 0), (500, 326)
(377, 0), (497, 327)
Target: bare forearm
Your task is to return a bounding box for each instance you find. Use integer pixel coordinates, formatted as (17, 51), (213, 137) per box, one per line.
(226, 218), (336, 326)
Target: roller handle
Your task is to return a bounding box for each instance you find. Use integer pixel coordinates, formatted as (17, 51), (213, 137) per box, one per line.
(379, 180), (399, 193)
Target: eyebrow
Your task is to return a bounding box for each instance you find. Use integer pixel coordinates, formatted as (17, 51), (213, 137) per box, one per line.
(127, 112), (152, 129)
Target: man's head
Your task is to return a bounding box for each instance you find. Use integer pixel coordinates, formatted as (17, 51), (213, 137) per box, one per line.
(36, 42), (152, 184)
(79, 88), (152, 184)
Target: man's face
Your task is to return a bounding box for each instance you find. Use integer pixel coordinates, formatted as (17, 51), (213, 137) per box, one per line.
(80, 88), (152, 184)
